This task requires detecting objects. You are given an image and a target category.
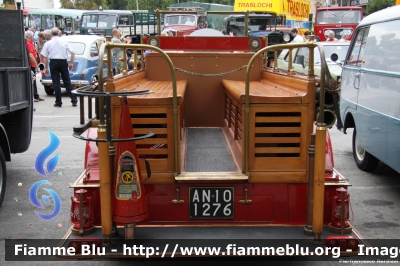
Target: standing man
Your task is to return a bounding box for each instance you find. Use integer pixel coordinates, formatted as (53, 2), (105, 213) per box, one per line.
(111, 28), (124, 75)
(41, 27), (77, 107)
(25, 30), (44, 102)
(290, 28), (304, 43)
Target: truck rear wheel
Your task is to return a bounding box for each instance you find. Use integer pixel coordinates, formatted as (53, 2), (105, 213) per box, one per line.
(352, 127), (379, 172)
(44, 86), (54, 95)
(0, 147), (6, 207)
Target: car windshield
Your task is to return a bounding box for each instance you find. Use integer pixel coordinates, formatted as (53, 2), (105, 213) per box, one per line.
(68, 42), (85, 55)
(278, 44), (350, 67)
(316, 44), (349, 64)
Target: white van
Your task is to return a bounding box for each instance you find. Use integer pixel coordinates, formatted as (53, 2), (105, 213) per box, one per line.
(339, 5), (400, 173)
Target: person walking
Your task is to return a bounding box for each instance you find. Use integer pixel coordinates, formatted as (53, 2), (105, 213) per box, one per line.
(40, 27), (77, 107)
(111, 28), (124, 75)
(25, 30), (44, 102)
(290, 28), (304, 43)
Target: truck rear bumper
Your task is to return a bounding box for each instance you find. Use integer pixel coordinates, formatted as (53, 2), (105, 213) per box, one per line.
(54, 225), (367, 259)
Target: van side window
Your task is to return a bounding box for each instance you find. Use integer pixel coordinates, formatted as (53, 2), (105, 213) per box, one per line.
(363, 20), (400, 71)
(346, 27), (369, 67)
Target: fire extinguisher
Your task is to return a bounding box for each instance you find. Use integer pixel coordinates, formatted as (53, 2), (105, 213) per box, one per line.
(112, 96), (150, 225)
(328, 187), (352, 234)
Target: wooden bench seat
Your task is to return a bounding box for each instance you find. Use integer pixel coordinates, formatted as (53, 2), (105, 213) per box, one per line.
(120, 78), (187, 106)
(222, 79), (306, 104)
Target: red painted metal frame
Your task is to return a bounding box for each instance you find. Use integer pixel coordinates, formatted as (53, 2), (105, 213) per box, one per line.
(81, 128), (347, 226)
(142, 36), (267, 51)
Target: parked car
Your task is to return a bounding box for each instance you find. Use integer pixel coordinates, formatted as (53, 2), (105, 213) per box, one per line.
(339, 5), (400, 173)
(40, 35), (106, 95)
(276, 42), (350, 81)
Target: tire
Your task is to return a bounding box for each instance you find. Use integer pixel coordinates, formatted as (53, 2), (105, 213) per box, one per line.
(0, 147), (6, 208)
(44, 86), (54, 95)
(352, 128), (379, 172)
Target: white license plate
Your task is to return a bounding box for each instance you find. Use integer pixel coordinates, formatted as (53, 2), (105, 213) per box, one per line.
(189, 187), (234, 219)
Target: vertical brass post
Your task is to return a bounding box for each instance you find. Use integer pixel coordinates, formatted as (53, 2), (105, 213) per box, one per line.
(304, 133), (315, 236)
(310, 125), (326, 244)
(98, 125), (113, 246)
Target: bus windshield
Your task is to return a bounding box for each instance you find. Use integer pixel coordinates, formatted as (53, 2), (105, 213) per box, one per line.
(82, 14), (118, 28)
(316, 10), (362, 24)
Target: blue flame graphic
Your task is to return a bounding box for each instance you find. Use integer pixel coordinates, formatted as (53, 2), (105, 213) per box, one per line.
(35, 130), (60, 177)
(29, 180), (61, 220)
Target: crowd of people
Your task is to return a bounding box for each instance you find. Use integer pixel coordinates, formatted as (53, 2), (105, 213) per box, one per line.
(290, 28), (351, 43)
(25, 26), (77, 106)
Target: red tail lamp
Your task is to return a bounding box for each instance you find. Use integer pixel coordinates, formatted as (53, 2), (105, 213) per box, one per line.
(70, 189), (95, 236)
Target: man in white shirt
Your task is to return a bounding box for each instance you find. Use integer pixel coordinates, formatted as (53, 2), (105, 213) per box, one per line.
(41, 27), (77, 107)
(290, 28), (304, 43)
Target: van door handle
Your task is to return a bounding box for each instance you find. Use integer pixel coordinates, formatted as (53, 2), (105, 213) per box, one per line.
(353, 73), (360, 89)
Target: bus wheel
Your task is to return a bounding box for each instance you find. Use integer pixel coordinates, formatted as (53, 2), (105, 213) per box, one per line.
(44, 86), (54, 95)
(352, 127), (379, 172)
(0, 147), (6, 207)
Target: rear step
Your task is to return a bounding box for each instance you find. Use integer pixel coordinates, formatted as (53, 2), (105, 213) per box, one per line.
(175, 172), (248, 181)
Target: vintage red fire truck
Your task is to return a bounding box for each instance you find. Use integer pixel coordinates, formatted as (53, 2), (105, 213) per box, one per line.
(314, 6), (363, 41)
(61, 10), (365, 258)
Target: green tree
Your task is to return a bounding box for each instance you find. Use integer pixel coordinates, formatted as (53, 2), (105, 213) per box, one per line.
(366, 0), (395, 15)
(126, 0), (175, 12)
(106, 0), (129, 9)
(60, 0), (106, 9)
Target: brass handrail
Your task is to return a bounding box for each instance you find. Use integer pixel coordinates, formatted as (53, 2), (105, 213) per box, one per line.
(97, 41), (179, 175)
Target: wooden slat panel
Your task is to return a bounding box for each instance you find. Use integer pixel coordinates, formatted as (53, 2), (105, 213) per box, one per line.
(251, 157), (306, 171)
(136, 138), (168, 144)
(129, 107), (169, 114)
(254, 147), (300, 154)
(131, 118), (167, 124)
(134, 128), (168, 134)
(248, 171), (307, 183)
(237, 127), (242, 139)
(255, 127), (302, 133)
(138, 148), (168, 155)
(255, 137), (301, 143)
(142, 172), (176, 184)
(139, 159), (169, 171)
(255, 116), (302, 123)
